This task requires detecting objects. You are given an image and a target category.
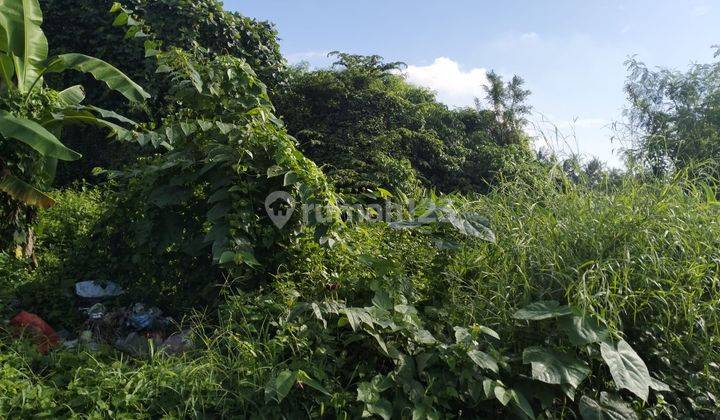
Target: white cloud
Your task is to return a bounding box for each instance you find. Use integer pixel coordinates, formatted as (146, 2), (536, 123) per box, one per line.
(691, 2), (711, 16)
(402, 57), (490, 108)
(520, 32), (540, 42)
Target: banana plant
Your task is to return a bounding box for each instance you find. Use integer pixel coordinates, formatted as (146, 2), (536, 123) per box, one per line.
(0, 0), (149, 207)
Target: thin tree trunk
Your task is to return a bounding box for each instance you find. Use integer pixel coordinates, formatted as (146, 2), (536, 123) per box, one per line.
(22, 226), (38, 268)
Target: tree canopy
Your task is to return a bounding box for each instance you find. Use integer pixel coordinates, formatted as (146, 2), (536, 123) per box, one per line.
(39, 0), (287, 184)
(624, 51), (720, 176)
(276, 52), (534, 194)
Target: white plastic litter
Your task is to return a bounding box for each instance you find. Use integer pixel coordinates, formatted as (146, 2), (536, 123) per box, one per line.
(75, 281), (124, 299)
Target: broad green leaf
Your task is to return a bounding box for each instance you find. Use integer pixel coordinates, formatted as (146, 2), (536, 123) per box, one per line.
(445, 213), (495, 241)
(357, 375), (393, 403)
(178, 121), (195, 136)
(0, 170), (54, 207)
(414, 329), (436, 345)
(266, 165), (285, 178)
(513, 378), (557, 410)
(561, 383), (577, 400)
(522, 346), (590, 388)
(579, 393), (638, 420)
(358, 376), (394, 419)
(197, 120), (214, 131)
(0, 0), (48, 91)
(109, 2), (123, 14)
(600, 340), (651, 401)
(235, 248), (260, 266)
(283, 170), (298, 186)
(84, 105), (137, 125)
(167, 51), (203, 92)
(364, 400), (393, 420)
(111, 10), (135, 27)
(482, 379), (495, 398)
(57, 85), (85, 105)
(513, 300), (573, 320)
(0, 55), (14, 87)
(376, 187), (393, 198)
(367, 325), (397, 358)
(454, 326), (472, 345)
(412, 403), (439, 420)
(39, 155), (57, 184)
(295, 370), (331, 396)
(0, 9), (6, 51)
(559, 315), (609, 345)
(650, 377), (671, 392)
(479, 325), (500, 340)
(394, 304), (418, 315)
(218, 251), (235, 264)
(0, 111), (80, 160)
(46, 53), (150, 102)
(371, 290), (393, 311)
(356, 381), (377, 402)
(215, 121), (233, 134)
(311, 302), (326, 328)
(44, 109), (133, 141)
(264, 370), (296, 404)
(494, 386), (511, 406)
(342, 307), (373, 331)
(468, 349), (499, 373)
(509, 389), (535, 419)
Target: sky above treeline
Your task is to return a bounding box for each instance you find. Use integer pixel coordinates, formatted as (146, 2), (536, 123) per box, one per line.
(226, 0), (720, 167)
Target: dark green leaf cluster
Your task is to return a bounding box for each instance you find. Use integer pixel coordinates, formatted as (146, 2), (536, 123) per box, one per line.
(276, 53), (534, 194)
(263, 287), (661, 417)
(0, 0), (145, 254)
(94, 45), (339, 295)
(39, 0), (287, 183)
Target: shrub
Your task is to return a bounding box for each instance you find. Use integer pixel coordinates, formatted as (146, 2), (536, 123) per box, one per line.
(275, 54), (534, 194)
(40, 0), (288, 184)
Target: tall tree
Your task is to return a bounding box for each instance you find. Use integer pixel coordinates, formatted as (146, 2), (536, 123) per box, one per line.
(39, 0), (287, 184)
(623, 50), (720, 176)
(0, 0), (147, 258)
(276, 54), (534, 194)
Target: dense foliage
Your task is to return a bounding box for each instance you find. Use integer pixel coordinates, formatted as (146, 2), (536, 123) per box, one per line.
(3, 172), (720, 417)
(0, 0), (146, 259)
(95, 47), (340, 305)
(624, 50), (720, 176)
(39, 0), (287, 184)
(276, 53), (533, 193)
(2, 0), (719, 418)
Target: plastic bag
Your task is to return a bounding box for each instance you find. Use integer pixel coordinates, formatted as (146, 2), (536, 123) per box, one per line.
(9, 311), (59, 353)
(75, 281), (124, 299)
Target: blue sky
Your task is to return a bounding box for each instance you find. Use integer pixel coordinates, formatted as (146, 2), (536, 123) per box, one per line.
(226, 0), (720, 167)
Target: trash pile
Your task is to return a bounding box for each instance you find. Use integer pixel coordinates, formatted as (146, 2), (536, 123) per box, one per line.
(5, 280), (193, 357)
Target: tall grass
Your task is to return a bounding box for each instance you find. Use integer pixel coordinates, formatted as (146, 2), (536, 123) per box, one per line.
(448, 169), (720, 353)
(2, 168), (719, 417)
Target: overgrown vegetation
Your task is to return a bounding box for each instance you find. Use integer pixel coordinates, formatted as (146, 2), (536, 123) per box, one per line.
(1, 0), (719, 418)
(40, 0), (287, 184)
(0, 0), (146, 260)
(623, 49), (720, 177)
(276, 53), (533, 193)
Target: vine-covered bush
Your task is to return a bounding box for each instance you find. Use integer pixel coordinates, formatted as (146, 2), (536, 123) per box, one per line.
(40, 0), (287, 184)
(276, 54), (534, 194)
(89, 45), (339, 305)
